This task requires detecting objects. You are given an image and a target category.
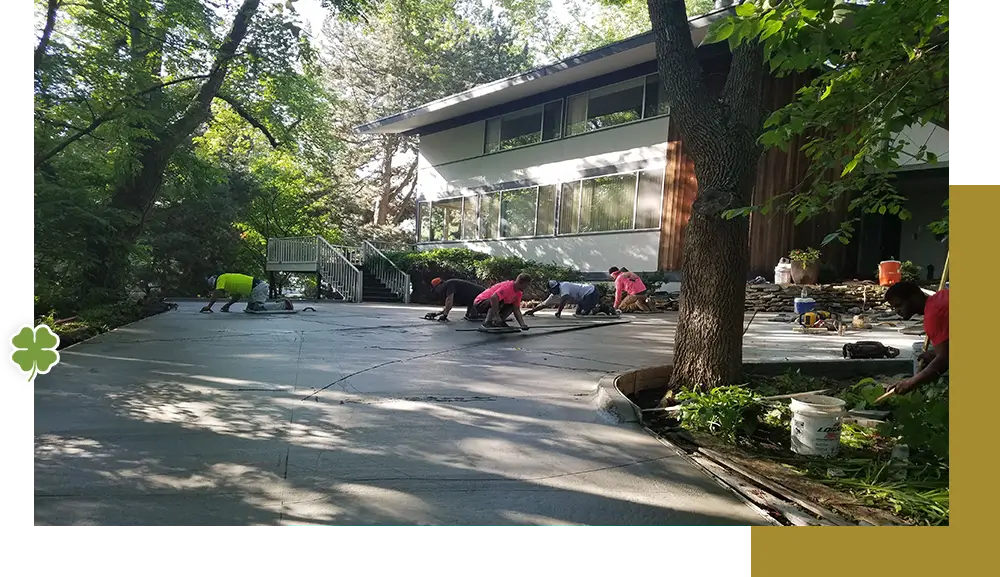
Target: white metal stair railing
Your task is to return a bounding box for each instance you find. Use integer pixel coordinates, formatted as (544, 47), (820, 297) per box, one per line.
(267, 236), (319, 270)
(361, 240), (411, 304)
(317, 237), (363, 302)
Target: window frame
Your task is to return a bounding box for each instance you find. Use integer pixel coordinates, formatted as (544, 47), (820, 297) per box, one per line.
(417, 166), (665, 245)
(483, 98), (564, 155)
(480, 74), (670, 157)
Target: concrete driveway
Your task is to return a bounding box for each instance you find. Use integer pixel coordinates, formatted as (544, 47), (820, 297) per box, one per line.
(35, 302), (772, 525)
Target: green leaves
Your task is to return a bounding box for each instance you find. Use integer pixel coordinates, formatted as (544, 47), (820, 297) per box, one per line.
(11, 324), (60, 381)
(735, 2), (756, 18)
(702, 19), (735, 45)
(677, 385), (762, 444)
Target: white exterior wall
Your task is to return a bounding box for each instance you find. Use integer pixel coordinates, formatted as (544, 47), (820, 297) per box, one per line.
(417, 116), (670, 199)
(415, 117), (669, 273)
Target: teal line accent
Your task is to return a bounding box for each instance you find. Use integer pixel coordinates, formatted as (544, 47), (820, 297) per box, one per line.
(742, 527), (750, 577)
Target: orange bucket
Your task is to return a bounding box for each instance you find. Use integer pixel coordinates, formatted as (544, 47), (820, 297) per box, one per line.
(879, 260), (901, 286)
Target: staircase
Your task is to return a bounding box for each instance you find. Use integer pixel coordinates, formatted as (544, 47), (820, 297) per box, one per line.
(266, 236), (410, 304)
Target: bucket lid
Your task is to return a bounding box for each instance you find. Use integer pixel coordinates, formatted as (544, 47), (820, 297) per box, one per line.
(880, 260), (901, 265)
(791, 395), (846, 412)
(794, 297), (815, 303)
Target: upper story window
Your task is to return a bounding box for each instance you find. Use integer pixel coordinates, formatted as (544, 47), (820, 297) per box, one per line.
(485, 100), (563, 154)
(482, 74), (670, 155)
(566, 74), (668, 137)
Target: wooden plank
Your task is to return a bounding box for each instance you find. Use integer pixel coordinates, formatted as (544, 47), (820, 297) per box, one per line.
(690, 454), (828, 526)
(697, 447), (855, 526)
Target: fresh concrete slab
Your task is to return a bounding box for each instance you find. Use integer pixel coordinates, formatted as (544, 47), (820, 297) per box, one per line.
(38, 303), (912, 526)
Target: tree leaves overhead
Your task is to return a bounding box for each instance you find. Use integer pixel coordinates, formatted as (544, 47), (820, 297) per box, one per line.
(714, 0), (949, 244)
(321, 0), (533, 232)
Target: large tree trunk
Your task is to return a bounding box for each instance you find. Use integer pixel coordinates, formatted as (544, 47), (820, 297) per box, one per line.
(83, 0), (261, 291)
(647, 0), (764, 389)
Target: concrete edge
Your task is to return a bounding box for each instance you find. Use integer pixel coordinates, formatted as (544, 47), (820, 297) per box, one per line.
(590, 366), (780, 526)
(593, 374), (642, 425)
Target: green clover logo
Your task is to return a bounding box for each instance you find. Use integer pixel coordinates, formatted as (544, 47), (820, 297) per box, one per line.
(11, 324), (60, 381)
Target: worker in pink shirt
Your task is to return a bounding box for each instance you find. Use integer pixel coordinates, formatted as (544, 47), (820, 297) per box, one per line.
(609, 267), (650, 312)
(473, 273), (532, 330)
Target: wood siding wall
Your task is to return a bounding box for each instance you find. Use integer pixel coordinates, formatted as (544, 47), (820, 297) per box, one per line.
(655, 60), (854, 277)
(658, 118), (698, 270)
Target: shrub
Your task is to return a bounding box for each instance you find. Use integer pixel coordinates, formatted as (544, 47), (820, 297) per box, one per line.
(789, 247), (821, 267)
(385, 248), (582, 303)
(676, 385), (762, 443)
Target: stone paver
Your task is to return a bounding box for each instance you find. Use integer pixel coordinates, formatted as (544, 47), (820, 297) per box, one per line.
(36, 302), (918, 525)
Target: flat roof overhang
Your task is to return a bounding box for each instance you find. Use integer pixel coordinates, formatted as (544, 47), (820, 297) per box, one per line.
(356, 7), (734, 135)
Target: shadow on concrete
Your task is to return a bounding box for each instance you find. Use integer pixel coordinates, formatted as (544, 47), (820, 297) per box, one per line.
(36, 303), (769, 525)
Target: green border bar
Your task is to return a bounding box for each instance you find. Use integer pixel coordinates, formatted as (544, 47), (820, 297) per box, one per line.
(951, 0), (1000, 24)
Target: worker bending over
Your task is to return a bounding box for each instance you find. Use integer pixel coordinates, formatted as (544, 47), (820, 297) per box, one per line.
(884, 281), (949, 394)
(473, 274), (532, 330)
(202, 273), (270, 313)
(609, 267), (650, 312)
(425, 277), (487, 322)
(525, 280), (609, 317)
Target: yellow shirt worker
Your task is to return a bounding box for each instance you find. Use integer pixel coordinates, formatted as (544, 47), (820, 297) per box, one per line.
(202, 273), (270, 312)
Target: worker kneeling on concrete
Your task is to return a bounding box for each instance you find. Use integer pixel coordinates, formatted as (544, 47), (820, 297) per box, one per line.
(884, 281), (949, 395)
(525, 280), (606, 317)
(425, 277), (487, 322)
(473, 273), (532, 330)
(202, 273), (288, 313)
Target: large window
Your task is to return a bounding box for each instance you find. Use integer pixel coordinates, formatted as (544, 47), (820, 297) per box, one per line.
(579, 174), (638, 233)
(500, 187), (537, 238)
(482, 74), (669, 154)
(480, 193), (501, 240)
(485, 101), (563, 154)
(418, 170), (664, 243)
(461, 196), (479, 239)
(432, 198), (463, 241)
(536, 185), (557, 236)
(636, 168), (665, 230)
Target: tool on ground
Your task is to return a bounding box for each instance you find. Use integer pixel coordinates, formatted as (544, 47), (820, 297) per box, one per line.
(422, 311), (450, 322)
(842, 341), (900, 359)
(799, 310), (841, 331)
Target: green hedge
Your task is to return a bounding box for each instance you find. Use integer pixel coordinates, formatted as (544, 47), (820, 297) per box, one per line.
(384, 248), (583, 303)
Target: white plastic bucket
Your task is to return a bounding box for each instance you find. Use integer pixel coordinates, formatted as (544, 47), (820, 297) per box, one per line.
(774, 263), (792, 284)
(790, 395), (847, 457)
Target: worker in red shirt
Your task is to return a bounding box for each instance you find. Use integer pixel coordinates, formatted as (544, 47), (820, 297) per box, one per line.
(884, 281), (949, 394)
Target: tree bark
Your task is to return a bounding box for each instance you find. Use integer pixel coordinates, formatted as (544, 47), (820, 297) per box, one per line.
(647, 0), (764, 390)
(35, 0), (60, 73)
(84, 0), (261, 290)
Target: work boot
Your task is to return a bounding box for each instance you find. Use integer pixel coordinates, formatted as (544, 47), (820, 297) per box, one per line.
(220, 304), (231, 313)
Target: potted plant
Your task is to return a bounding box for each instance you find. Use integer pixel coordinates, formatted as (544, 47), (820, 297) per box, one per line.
(789, 247), (821, 285)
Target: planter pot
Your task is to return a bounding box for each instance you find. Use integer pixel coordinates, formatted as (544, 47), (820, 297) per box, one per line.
(791, 261), (820, 285)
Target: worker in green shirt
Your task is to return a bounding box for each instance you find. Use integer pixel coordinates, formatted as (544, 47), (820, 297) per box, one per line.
(202, 273), (270, 312)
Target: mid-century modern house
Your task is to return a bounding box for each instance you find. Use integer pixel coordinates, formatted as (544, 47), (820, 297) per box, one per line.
(357, 8), (949, 281)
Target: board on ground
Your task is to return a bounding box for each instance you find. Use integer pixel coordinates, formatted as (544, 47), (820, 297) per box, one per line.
(245, 305), (314, 314)
(455, 326), (522, 333)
